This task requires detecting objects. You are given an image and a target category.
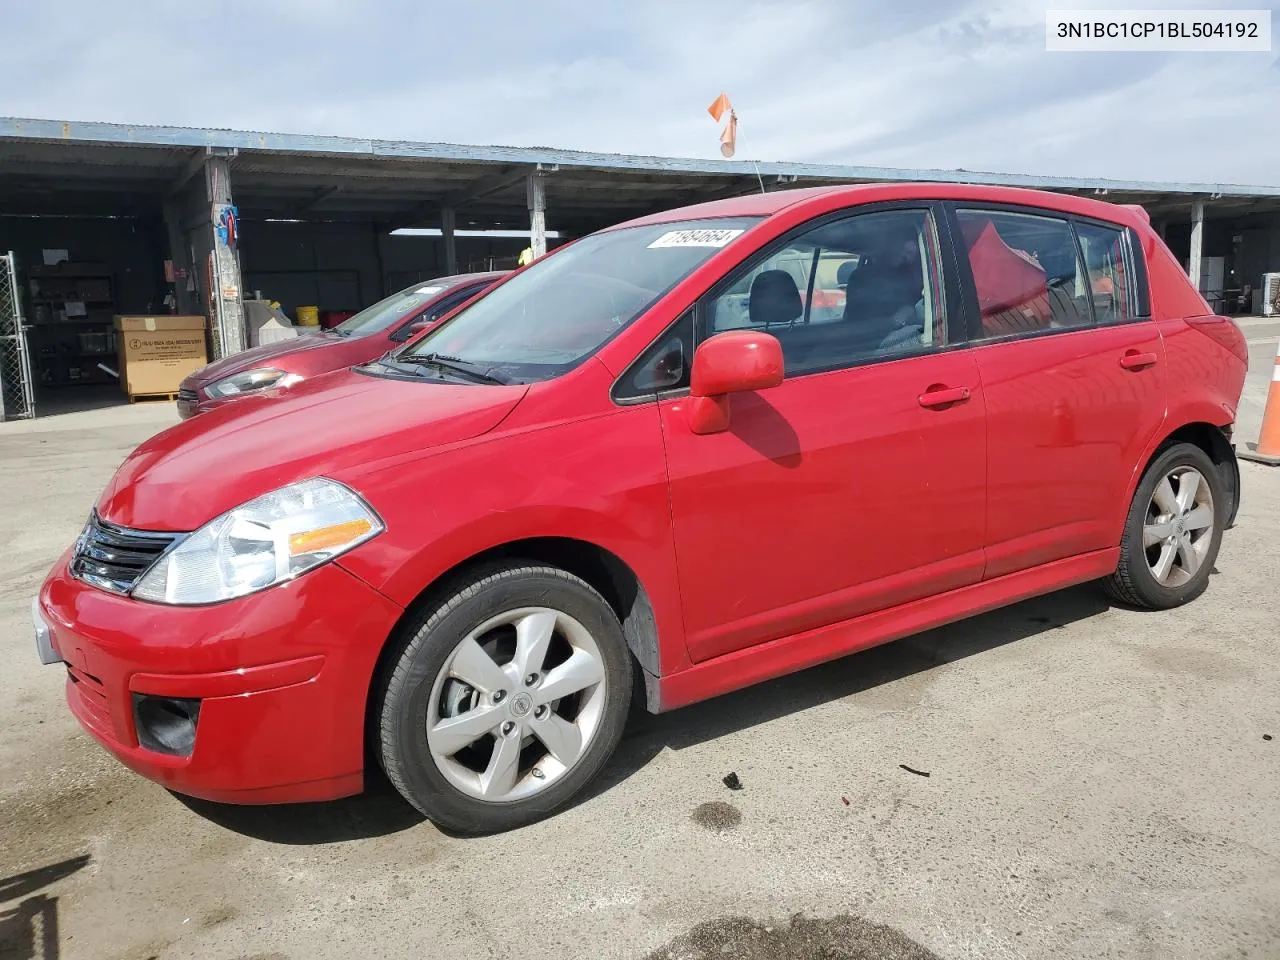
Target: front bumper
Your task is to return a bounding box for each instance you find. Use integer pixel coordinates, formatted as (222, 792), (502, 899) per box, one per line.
(38, 556), (403, 804)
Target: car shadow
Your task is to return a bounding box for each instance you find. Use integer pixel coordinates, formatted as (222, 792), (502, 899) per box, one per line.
(178, 584), (1111, 843)
(171, 777), (424, 845)
(585, 583), (1112, 802)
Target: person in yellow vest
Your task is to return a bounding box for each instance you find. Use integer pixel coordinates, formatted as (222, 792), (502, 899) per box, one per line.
(518, 247), (534, 267)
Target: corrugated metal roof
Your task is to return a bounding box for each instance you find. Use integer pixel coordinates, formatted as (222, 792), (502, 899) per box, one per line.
(4, 116), (1279, 199)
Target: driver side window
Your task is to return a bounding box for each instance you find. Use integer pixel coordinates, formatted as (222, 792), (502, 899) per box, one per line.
(703, 208), (947, 378)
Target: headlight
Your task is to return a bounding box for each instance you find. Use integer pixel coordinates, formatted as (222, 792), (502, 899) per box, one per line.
(132, 478), (383, 605)
(205, 367), (299, 399)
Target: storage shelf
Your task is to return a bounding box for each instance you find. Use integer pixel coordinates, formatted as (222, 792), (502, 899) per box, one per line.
(30, 319), (112, 327)
(31, 298), (115, 306)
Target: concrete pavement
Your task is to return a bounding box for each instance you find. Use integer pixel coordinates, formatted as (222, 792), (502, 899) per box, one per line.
(1, 384), (1278, 960)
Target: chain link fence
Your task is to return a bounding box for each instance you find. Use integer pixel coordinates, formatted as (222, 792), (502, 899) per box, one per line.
(0, 252), (36, 420)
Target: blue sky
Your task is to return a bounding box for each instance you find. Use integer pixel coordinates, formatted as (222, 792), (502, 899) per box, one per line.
(1, 0), (1277, 184)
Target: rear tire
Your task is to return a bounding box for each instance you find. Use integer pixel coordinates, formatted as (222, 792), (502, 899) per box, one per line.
(1104, 442), (1224, 610)
(377, 563), (632, 834)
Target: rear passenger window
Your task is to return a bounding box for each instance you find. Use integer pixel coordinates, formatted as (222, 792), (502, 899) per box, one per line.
(1075, 222), (1133, 324)
(956, 209), (1091, 339)
(704, 209), (947, 377)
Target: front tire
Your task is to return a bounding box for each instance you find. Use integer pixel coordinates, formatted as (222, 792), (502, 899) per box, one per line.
(1104, 442), (1224, 610)
(377, 563), (633, 834)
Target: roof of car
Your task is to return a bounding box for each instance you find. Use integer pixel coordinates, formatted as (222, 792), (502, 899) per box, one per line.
(432, 271), (509, 286)
(392, 271), (506, 295)
(613, 182), (1143, 230)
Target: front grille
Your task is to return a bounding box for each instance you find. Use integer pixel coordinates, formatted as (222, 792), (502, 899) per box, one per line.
(70, 514), (181, 595)
(177, 387), (198, 403)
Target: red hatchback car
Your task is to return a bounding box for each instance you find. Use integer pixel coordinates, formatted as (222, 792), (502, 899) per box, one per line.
(35, 184), (1246, 834)
(176, 272), (504, 418)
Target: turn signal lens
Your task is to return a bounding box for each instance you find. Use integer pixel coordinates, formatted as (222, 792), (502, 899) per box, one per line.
(288, 518), (374, 557)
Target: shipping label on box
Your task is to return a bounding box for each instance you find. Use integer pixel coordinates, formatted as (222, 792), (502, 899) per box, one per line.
(122, 333), (205, 363)
(116, 317), (208, 395)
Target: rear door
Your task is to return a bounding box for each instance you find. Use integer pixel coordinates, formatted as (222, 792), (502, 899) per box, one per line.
(648, 203), (988, 663)
(948, 204), (1165, 578)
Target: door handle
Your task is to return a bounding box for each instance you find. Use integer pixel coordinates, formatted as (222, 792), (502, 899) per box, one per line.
(1119, 350), (1158, 370)
(917, 385), (971, 408)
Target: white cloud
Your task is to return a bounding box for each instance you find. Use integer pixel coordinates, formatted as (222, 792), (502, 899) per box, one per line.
(0, 0), (1277, 183)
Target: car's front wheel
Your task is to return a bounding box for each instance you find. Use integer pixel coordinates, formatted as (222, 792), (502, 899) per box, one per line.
(376, 563), (633, 834)
(1104, 442), (1225, 609)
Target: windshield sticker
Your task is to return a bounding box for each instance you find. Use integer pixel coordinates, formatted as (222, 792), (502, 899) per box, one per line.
(647, 228), (744, 249)
(414, 285), (444, 295)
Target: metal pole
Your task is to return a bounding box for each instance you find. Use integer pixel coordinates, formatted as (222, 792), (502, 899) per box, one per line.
(1189, 199), (1205, 290)
(441, 206), (458, 275)
(527, 171), (547, 259)
(206, 153), (245, 357)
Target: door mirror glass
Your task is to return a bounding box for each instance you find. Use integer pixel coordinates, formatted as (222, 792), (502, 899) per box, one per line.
(690, 331), (784, 398)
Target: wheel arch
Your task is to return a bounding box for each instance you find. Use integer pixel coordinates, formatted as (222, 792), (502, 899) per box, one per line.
(364, 536), (666, 751)
(1119, 418), (1239, 539)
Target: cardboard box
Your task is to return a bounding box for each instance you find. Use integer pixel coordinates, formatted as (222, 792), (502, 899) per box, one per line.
(114, 315), (207, 396)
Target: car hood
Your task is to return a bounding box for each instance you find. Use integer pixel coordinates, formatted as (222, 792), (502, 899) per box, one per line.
(184, 332), (351, 387)
(98, 368), (528, 530)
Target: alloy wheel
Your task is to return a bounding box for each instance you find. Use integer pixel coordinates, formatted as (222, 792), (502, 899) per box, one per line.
(425, 606), (607, 803)
(1144, 466), (1215, 588)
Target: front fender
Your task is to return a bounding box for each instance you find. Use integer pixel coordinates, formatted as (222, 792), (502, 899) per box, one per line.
(336, 406), (692, 677)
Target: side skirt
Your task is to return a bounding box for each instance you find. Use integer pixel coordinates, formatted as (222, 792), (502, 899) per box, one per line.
(655, 548), (1119, 712)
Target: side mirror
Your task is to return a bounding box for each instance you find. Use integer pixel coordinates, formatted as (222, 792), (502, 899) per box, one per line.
(390, 318), (431, 343)
(687, 331), (784, 435)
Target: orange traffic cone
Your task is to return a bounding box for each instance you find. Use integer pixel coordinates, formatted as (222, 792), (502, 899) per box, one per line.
(1240, 340), (1280, 465)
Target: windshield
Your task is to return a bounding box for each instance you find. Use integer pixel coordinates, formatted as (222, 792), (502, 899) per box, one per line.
(402, 218), (759, 381)
(333, 280), (455, 337)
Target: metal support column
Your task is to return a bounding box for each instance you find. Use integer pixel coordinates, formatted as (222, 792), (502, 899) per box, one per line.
(205, 154), (245, 357)
(527, 170), (547, 259)
(441, 206), (458, 275)
(1189, 200), (1205, 290)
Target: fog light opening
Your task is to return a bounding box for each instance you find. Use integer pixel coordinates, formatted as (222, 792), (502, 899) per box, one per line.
(132, 694), (201, 757)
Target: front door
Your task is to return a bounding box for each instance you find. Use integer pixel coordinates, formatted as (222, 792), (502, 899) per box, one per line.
(949, 205), (1166, 578)
(659, 205), (988, 664)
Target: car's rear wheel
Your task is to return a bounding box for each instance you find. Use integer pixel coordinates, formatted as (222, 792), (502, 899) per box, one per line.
(1104, 442), (1224, 609)
(377, 563), (633, 834)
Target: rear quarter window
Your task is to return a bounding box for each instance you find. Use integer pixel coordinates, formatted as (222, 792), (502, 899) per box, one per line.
(1075, 221), (1144, 323)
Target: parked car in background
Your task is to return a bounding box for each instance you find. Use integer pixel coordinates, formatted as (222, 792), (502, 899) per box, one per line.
(37, 184), (1245, 835)
(176, 272), (506, 417)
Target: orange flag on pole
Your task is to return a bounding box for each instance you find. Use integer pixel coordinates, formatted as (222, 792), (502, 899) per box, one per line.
(707, 92), (732, 123)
